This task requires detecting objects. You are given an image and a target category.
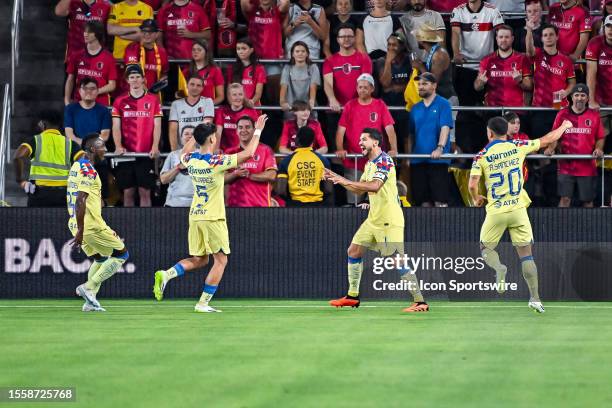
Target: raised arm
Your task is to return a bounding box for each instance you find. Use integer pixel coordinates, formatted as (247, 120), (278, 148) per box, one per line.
(236, 114), (268, 164)
(539, 119), (573, 148)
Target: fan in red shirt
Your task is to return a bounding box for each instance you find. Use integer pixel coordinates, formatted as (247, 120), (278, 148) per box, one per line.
(547, 0), (591, 60)
(240, 0), (289, 60)
(215, 83), (259, 151)
(548, 84), (605, 207)
(427, 0), (465, 13)
(156, 0), (212, 60)
(181, 39), (225, 104)
(586, 19), (612, 109)
(55, 0), (111, 61)
(141, 0), (163, 10)
(475, 25), (533, 107)
(64, 21), (117, 106)
(504, 111), (531, 181)
(111, 65), (163, 207)
(278, 101), (328, 154)
(226, 116), (278, 207)
(123, 19), (169, 96)
(336, 73), (397, 173)
(225, 38), (267, 107)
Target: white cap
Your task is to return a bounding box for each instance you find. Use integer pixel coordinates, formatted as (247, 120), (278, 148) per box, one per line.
(605, 15), (612, 27)
(357, 73), (375, 87)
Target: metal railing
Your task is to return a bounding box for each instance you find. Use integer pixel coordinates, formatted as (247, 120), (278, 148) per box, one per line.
(11, 0), (23, 107)
(0, 84), (11, 203)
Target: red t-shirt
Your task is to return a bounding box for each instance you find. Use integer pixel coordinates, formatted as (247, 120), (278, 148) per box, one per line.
(322, 51), (373, 105)
(111, 92), (163, 152)
(246, 5), (284, 59)
(193, 0), (217, 49)
(214, 0), (237, 51)
(141, 0), (163, 10)
(225, 64), (267, 101)
(64, 0), (111, 60)
(182, 65), (224, 99)
(124, 42), (169, 91)
(480, 51), (531, 107)
(338, 98), (395, 169)
(547, 3), (591, 57)
(156, 1), (211, 59)
(428, 0), (465, 12)
(585, 35), (612, 106)
(226, 143), (278, 207)
(214, 105), (259, 151)
(553, 108), (605, 177)
(279, 120), (328, 151)
(66, 48), (118, 106)
(531, 48), (575, 107)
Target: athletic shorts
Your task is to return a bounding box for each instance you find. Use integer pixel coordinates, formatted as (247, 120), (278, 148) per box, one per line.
(352, 219), (404, 256)
(188, 220), (230, 256)
(480, 207), (533, 248)
(73, 227), (125, 258)
(114, 158), (155, 190)
(557, 174), (595, 203)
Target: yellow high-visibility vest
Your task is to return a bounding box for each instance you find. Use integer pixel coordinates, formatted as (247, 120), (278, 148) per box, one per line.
(29, 130), (72, 186)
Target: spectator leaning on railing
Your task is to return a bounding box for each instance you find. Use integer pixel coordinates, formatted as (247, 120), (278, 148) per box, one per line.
(13, 110), (84, 207)
(168, 74), (215, 151)
(111, 65), (162, 207)
(160, 126), (196, 207)
(278, 101), (328, 154)
(225, 116), (278, 207)
(547, 83), (605, 207)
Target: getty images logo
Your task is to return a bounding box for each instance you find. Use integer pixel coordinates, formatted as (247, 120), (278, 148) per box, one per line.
(3, 239), (136, 274)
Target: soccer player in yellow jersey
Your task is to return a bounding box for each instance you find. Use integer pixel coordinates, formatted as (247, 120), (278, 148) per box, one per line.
(68, 134), (129, 312)
(153, 116), (268, 313)
(469, 117), (573, 313)
(324, 128), (428, 312)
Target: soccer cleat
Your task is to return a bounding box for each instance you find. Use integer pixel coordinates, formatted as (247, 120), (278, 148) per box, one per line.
(76, 284), (101, 308)
(402, 302), (430, 312)
(194, 303), (222, 313)
(496, 265), (508, 294)
(329, 296), (360, 308)
(528, 301), (545, 313)
(153, 270), (167, 301)
(82, 302), (106, 312)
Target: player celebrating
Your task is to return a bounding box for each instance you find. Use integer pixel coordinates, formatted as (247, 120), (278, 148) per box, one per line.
(469, 117), (573, 314)
(153, 116), (268, 312)
(324, 128), (428, 313)
(68, 133), (130, 312)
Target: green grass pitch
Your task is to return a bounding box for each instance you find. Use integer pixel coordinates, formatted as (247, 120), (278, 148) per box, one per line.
(1, 299), (611, 408)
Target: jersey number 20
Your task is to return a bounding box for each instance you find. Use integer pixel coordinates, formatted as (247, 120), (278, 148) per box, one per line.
(490, 168), (521, 199)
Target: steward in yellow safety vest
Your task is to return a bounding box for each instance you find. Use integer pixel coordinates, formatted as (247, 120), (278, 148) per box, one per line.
(14, 110), (84, 207)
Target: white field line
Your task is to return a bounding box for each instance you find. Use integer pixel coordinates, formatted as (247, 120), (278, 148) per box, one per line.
(0, 304), (611, 309)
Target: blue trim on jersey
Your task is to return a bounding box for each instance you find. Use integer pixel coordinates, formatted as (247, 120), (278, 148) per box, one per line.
(203, 284), (218, 294)
(371, 152), (383, 163)
(348, 256), (362, 264)
(483, 139), (507, 150)
(174, 262), (185, 276)
(77, 156), (91, 164)
(190, 152), (212, 162)
(520, 255), (534, 263)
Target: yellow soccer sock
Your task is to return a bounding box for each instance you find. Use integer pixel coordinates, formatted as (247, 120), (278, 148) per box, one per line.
(87, 258), (106, 294)
(347, 257), (363, 297)
(521, 256), (540, 302)
(87, 253), (128, 292)
(399, 269), (424, 303)
(198, 284), (217, 305)
(164, 263), (186, 281)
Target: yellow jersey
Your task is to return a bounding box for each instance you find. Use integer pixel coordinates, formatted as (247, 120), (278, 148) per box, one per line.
(108, 0), (153, 59)
(181, 152), (238, 221)
(361, 152), (404, 227)
(67, 157), (107, 234)
(470, 138), (541, 214)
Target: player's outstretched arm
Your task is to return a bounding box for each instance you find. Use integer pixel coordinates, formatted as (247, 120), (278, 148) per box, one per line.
(237, 115), (268, 165)
(323, 168), (383, 194)
(539, 120), (573, 149)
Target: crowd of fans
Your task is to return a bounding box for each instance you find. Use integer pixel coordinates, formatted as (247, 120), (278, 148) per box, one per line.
(16, 0), (612, 208)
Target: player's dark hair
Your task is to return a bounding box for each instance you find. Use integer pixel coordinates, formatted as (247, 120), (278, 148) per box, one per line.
(236, 115), (255, 127)
(363, 128), (383, 144)
(38, 109), (63, 130)
(487, 117), (509, 137)
(81, 132), (101, 151)
(503, 112), (519, 123)
(79, 76), (98, 88)
(496, 24), (514, 36)
(541, 23), (558, 36)
(85, 21), (106, 45)
(193, 123), (216, 145)
(296, 126), (315, 148)
(292, 100), (311, 112)
(336, 22), (356, 36)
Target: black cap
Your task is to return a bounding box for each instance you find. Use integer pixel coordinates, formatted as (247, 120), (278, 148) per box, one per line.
(415, 72), (437, 84)
(140, 19), (160, 32)
(567, 83), (589, 104)
(125, 64), (144, 77)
